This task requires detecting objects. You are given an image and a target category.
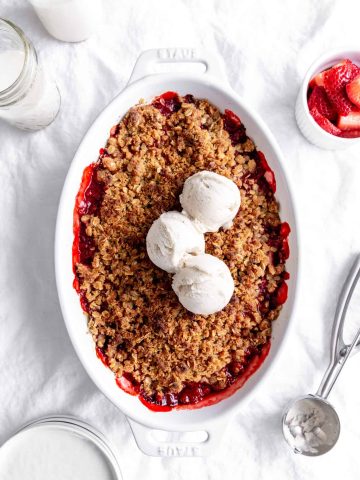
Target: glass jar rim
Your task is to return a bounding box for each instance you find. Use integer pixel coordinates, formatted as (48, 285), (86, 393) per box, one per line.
(0, 18), (36, 103)
(0, 415), (123, 479)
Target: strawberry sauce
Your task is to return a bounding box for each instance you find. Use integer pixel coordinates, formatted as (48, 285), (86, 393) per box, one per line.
(113, 342), (271, 411)
(73, 94), (290, 412)
(73, 150), (106, 311)
(152, 91), (182, 116)
(223, 108), (247, 145)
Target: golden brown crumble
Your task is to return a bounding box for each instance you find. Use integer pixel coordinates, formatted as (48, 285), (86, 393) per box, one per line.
(75, 95), (286, 396)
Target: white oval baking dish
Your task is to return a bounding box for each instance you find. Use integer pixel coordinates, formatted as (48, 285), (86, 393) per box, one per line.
(55, 48), (300, 457)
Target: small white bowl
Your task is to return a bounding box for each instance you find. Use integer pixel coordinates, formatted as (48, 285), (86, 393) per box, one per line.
(295, 48), (360, 150)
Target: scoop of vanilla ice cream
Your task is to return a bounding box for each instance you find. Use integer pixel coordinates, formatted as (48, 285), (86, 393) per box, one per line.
(180, 171), (241, 233)
(146, 211), (205, 273)
(172, 253), (234, 315)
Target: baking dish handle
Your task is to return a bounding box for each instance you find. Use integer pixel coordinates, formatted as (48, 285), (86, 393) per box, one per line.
(127, 417), (226, 457)
(128, 48), (229, 85)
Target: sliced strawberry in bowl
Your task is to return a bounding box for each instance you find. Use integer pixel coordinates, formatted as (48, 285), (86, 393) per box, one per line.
(309, 60), (359, 90)
(337, 111), (360, 131)
(310, 107), (342, 136)
(324, 59), (357, 115)
(339, 130), (360, 138)
(308, 86), (337, 120)
(309, 61), (344, 89)
(346, 74), (360, 108)
(300, 55), (360, 147)
(349, 62), (360, 80)
(309, 70), (326, 89)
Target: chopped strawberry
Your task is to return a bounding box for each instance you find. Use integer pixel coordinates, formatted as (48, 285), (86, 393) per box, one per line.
(309, 70), (326, 89)
(280, 238), (290, 260)
(310, 107), (342, 136)
(258, 151), (276, 193)
(275, 282), (288, 306)
(264, 170), (276, 192)
(308, 86), (337, 120)
(110, 124), (119, 137)
(337, 111), (360, 131)
(349, 62), (360, 80)
(309, 61), (352, 89)
(346, 74), (360, 108)
(280, 222), (291, 238)
(224, 109), (241, 129)
(324, 60), (356, 115)
(283, 271), (290, 280)
(152, 91), (181, 116)
(96, 347), (109, 367)
(223, 109), (246, 144)
(339, 129), (360, 138)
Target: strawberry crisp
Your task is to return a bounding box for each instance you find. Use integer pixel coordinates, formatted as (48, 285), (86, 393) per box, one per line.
(73, 92), (290, 410)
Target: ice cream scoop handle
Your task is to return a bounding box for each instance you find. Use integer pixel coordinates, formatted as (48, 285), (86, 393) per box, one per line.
(316, 331), (360, 399)
(316, 255), (360, 399)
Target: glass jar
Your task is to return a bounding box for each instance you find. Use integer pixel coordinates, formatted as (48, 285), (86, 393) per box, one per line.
(0, 19), (60, 131)
(0, 415), (123, 479)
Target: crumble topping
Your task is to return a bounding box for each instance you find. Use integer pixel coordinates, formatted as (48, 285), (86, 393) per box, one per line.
(75, 94), (287, 398)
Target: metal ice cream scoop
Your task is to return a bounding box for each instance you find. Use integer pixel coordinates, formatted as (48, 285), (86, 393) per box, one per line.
(282, 255), (360, 456)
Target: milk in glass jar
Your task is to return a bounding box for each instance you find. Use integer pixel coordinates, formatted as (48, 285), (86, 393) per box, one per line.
(0, 19), (60, 131)
(28, 0), (103, 43)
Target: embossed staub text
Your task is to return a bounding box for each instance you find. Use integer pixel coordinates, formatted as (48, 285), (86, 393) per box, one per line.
(157, 48), (196, 61)
(158, 445), (200, 457)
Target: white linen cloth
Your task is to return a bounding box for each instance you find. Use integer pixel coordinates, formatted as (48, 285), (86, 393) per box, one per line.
(1, 0), (360, 478)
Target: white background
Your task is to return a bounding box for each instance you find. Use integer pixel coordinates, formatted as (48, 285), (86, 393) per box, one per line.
(1, 0), (360, 478)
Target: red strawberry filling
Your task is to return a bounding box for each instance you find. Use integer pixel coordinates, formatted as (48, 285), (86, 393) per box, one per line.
(307, 58), (360, 138)
(73, 95), (290, 412)
(280, 222), (291, 238)
(117, 343), (270, 411)
(274, 281), (288, 306)
(257, 151), (277, 193)
(223, 109), (247, 144)
(96, 343), (271, 412)
(152, 91), (181, 116)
